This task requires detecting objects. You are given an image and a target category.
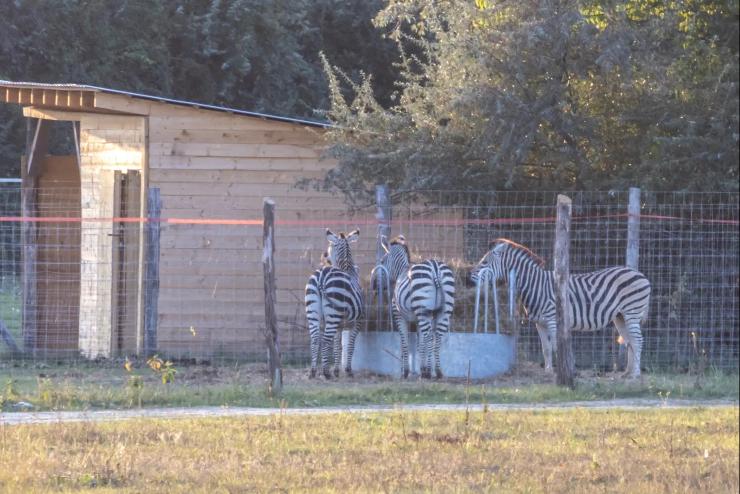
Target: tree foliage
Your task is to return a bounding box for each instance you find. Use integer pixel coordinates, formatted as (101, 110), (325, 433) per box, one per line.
(320, 0), (738, 201)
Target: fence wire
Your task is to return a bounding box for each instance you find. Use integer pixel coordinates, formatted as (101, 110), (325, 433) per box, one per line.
(0, 184), (737, 373)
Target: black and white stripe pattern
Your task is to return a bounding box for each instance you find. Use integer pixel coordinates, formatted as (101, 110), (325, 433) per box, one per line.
(304, 229), (364, 378)
(378, 236), (456, 378)
(471, 239), (651, 377)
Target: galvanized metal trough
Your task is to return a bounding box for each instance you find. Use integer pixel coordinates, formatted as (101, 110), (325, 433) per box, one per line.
(342, 266), (517, 379)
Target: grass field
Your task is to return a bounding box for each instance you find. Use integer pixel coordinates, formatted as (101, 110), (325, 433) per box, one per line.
(1, 360), (737, 412)
(0, 407), (737, 492)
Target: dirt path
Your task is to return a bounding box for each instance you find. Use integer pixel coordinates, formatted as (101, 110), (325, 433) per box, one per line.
(1, 399), (736, 426)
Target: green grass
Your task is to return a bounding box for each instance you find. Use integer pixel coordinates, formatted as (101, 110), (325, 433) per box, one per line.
(1, 360), (737, 412)
(0, 407), (737, 492)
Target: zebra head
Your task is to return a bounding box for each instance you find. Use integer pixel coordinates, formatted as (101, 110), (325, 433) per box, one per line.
(470, 241), (509, 286)
(325, 229), (359, 273)
(470, 238), (546, 286)
(374, 235), (410, 289)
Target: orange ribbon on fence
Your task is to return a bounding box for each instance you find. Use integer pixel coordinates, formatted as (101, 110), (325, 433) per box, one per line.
(0, 213), (736, 226)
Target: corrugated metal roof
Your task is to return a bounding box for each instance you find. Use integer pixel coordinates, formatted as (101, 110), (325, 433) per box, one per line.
(0, 80), (330, 128)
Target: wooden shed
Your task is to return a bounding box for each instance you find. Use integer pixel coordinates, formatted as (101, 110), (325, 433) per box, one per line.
(0, 80), (464, 360)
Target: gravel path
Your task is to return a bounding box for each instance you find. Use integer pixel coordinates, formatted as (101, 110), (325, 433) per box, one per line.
(1, 399), (736, 426)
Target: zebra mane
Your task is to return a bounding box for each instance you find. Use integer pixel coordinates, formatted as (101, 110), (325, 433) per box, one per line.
(491, 238), (546, 268)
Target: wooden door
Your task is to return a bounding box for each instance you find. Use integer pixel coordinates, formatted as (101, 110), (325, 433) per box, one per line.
(111, 170), (142, 355)
(35, 155), (81, 356)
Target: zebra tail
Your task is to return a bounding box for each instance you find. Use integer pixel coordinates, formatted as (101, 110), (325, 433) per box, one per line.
(433, 265), (443, 309)
(641, 291), (651, 324)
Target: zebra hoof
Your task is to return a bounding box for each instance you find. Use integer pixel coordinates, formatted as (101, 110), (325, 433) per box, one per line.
(333, 368), (340, 378)
(435, 369), (443, 379)
(402, 369), (409, 379)
(345, 368), (353, 377)
(421, 369), (432, 379)
(309, 369), (317, 379)
(323, 370), (332, 379)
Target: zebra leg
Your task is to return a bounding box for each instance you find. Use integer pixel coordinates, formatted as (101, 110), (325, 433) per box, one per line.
(307, 319), (321, 379)
(433, 313), (451, 379)
(625, 318), (644, 378)
(333, 326), (342, 378)
(345, 320), (359, 377)
(394, 306), (411, 378)
(322, 317), (340, 379)
(427, 330), (435, 378)
(614, 316), (633, 376)
(535, 322), (554, 372)
(417, 316), (433, 379)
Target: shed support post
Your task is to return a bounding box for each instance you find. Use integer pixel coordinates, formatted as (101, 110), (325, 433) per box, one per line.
(262, 198), (282, 395)
(554, 194), (575, 388)
(21, 117), (48, 355)
(143, 187), (161, 356)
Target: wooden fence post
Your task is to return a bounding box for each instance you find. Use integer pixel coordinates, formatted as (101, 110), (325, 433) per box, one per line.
(262, 198), (282, 394)
(143, 187), (161, 356)
(554, 194), (576, 388)
(619, 187), (641, 369)
(626, 187), (641, 269)
(375, 184), (391, 265)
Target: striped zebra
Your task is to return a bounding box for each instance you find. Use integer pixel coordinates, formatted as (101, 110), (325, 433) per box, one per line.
(304, 229), (364, 379)
(470, 239), (651, 377)
(377, 236), (456, 379)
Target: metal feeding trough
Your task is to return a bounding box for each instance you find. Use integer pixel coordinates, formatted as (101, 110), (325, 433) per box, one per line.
(343, 264), (517, 379)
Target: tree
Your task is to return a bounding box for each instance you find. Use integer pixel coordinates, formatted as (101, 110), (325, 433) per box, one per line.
(319, 0), (739, 202)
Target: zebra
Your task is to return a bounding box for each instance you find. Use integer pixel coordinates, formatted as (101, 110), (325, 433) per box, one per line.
(470, 238), (651, 377)
(304, 229), (364, 379)
(377, 235), (456, 379)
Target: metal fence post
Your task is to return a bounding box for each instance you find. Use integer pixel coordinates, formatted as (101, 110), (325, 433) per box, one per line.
(554, 194), (576, 388)
(375, 184), (391, 265)
(374, 184), (392, 329)
(144, 187), (161, 356)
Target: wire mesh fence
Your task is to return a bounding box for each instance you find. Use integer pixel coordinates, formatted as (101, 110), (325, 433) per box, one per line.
(0, 183), (737, 373)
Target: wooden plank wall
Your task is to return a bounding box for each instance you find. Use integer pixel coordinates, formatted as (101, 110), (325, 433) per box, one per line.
(78, 115), (145, 358)
(146, 105), (463, 359)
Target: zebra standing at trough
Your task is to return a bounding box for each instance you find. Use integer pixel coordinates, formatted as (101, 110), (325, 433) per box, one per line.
(305, 229), (364, 378)
(377, 236), (456, 379)
(470, 239), (651, 377)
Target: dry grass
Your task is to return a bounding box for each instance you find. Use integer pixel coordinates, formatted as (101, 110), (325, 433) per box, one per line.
(0, 407), (737, 493)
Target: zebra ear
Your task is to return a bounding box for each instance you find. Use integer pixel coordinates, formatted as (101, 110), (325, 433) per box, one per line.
(346, 229), (360, 243)
(395, 234), (406, 245)
(380, 235), (390, 253)
(326, 229), (339, 244)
